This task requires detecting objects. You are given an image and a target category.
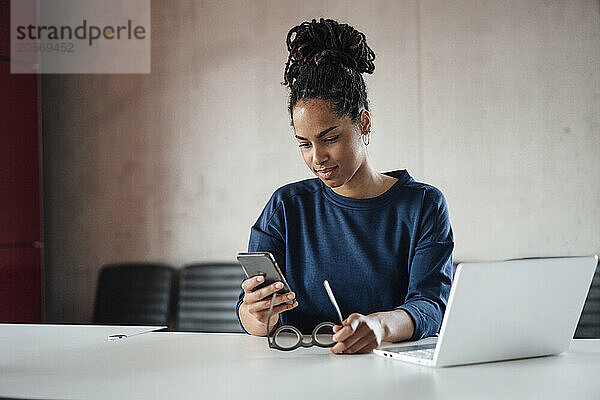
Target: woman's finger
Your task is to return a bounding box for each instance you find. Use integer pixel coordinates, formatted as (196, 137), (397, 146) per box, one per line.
(332, 314), (362, 343)
(256, 300), (298, 318)
(245, 281), (285, 303)
(332, 324), (368, 353)
(251, 291), (295, 312)
(344, 336), (375, 354)
(241, 275), (266, 292)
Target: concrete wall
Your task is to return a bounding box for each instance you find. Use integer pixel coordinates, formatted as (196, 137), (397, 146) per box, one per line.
(42, 0), (600, 323)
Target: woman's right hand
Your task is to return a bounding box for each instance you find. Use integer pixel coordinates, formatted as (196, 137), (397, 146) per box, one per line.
(240, 275), (298, 335)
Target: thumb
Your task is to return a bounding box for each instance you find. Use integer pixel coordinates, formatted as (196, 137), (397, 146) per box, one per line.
(343, 313), (362, 329)
(332, 325), (342, 333)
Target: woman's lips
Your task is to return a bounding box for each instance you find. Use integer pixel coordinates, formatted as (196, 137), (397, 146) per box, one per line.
(316, 166), (337, 180)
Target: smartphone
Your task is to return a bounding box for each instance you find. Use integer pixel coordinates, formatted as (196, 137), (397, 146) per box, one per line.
(237, 252), (294, 304)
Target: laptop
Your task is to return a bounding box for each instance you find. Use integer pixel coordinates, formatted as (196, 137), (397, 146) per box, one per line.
(374, 256), (598, 367)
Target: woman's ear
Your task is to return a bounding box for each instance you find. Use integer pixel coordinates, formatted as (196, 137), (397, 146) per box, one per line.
(359, 109), (371, 134)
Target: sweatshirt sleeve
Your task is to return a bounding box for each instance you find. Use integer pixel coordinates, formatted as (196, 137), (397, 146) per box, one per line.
(235, 191), (287, 334)
(396, 187), (454, 341)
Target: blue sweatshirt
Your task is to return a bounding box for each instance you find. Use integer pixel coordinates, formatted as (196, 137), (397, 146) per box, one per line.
(236, 169), (454, 341)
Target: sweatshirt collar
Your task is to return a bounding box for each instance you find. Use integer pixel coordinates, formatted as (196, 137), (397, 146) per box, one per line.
(321, 169), (413, 209)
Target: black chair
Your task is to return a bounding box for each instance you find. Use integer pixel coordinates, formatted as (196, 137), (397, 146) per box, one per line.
(575, 263), (600, 338)
(93, 262), (175, 326)
(175, 262), (245, 333)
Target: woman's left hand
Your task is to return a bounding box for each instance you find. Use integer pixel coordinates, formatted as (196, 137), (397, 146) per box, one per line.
(330, 313), (384, 354)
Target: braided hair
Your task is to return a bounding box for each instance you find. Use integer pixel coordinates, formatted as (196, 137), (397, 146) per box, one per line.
(282, 18), (376, 127)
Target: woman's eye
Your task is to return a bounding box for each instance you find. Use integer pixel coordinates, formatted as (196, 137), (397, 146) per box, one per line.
(324, 135), (340, 143)
(298, 143), (311, 148)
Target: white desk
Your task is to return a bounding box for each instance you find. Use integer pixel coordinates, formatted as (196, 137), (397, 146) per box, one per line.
(1, 325), (599, 400)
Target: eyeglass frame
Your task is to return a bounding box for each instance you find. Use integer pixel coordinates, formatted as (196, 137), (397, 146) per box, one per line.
(266, 292), (337, 351)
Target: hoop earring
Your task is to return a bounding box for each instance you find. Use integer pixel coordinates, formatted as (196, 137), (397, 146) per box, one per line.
(362, 131), (371, 146)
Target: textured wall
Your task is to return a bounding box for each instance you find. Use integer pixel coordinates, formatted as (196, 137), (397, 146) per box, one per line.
(42, 0), (600, 322)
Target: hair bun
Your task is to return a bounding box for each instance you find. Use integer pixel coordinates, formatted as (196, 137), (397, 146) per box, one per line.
(283, 18), (375, 87)
(313, 48), (357, 71)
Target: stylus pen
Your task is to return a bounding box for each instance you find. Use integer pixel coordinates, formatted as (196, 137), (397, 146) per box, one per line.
(323, 280), (344, 325)
(107, 327), (168, 341)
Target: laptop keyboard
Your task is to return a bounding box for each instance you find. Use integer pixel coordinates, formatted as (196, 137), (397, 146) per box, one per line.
(381, 343), (437, 360)
(401, 347), (435, 360)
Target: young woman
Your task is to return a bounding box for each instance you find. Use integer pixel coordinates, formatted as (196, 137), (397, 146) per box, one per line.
(236, 18), (454, 354)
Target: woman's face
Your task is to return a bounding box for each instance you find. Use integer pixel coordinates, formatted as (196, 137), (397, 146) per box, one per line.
(292, 98), (369, 189)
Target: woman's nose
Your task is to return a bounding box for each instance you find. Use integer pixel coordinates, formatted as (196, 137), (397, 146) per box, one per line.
(312, 144), (329, 165)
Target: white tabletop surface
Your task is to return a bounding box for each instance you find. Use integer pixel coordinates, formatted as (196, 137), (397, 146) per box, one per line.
(1, 325), (599, 400)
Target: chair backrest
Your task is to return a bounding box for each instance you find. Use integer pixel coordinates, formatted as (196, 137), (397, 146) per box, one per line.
(175, 263), (245, 333)
(575, 262), (600, 338)
(93, 262), (175, 326)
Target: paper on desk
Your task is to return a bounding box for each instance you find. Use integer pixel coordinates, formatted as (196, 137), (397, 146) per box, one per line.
(0, 323), (166, 348)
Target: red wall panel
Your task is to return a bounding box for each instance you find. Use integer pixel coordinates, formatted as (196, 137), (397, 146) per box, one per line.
(0, 0), (43, 323)
(0, 60), (41, 244)
(0, 0), (9, 58)
(0, 247), (42, 322)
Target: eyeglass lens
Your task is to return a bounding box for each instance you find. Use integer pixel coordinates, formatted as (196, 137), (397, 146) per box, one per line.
(312, 323), (335, 347)
(273, 327), (301, 349)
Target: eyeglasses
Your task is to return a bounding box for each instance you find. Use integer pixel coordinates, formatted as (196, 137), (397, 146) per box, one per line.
(266, 280), (344, 351)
